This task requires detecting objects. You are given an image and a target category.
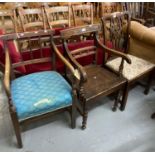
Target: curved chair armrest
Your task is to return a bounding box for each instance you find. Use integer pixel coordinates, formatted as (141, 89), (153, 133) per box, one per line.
(3, 48), (11, 97)
(62, 42), (87, 83)
(52, 41), (86, 82)
(96, 37), (131, 64)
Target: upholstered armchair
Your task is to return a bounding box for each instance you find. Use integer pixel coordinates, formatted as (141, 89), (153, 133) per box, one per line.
(128, 21), (155, 64)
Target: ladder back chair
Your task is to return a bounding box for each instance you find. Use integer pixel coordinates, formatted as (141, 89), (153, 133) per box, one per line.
(0, 9), (17, 33)
(72, 3), (93, 26)
(45, 5), (71, 29)
(1, 29), (78, 148)
(61, 24), (131, 129)
(101, 12), (155, 111)
(18, 7), (46, 32)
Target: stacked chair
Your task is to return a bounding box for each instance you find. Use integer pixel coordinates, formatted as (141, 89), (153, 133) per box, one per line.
(0, 2), (155, 148)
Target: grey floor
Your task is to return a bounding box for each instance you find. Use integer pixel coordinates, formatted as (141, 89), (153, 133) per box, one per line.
(0, 79), (155, 152)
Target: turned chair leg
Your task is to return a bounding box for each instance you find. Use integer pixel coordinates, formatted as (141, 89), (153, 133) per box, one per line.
(82, 100), (88, 130)
(144, 70), (154, 95)
(120, 82), (129, 111)
(10, 108), (23, 148)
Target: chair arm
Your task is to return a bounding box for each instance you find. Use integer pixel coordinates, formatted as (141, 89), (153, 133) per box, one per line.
(3, 48), (11, 97)
(51, 41), (83, 81)
(96, 38), (131, 64)
(62, 42), (87, 83)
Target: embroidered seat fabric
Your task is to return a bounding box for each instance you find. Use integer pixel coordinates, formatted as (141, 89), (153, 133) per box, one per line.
(11, 71), (72, 120)
(106, 54), (154, 81)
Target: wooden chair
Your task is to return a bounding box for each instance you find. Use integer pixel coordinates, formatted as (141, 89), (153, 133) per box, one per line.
(101, 12), (155, 111)
(100, 2), (118, 17)
(121, 2), (145, 24)
(61, 24), (131, 129)
(1, 29), (78, 148)
(71, 3), (93, 26)
(18, 7), (46, 32)
(44, 5), (71, 29)
(0, 9), (17, 33)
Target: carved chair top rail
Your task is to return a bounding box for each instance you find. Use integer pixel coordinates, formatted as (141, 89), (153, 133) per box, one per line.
(0, 29), (54, 41)
(61, 24), (101, 39)
(45, 6), (70, 13)
(19, 8), (43, 14)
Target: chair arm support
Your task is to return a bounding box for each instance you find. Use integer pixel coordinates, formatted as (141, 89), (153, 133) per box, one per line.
(51, 41), (83, 81)
(3, 48), (11, 97)
(63, 42), (87, 83)
(96, 38), (131, 64)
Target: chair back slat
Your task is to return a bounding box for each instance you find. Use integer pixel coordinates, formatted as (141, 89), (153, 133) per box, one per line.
(101, 11), (130, 53)
(72, 3), (93, 26)
(0, 30), (54, 75)
(45, 6), (71, 29)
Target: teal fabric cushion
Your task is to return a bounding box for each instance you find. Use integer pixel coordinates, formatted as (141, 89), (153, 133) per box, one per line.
(11, 71), (72, 120)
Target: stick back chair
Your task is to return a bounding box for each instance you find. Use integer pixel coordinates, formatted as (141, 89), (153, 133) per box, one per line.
(1, 29), (78, 148)
(101, 12), (155, 111)
(72, 3), (93, 26)
(61, 24), (131, 129)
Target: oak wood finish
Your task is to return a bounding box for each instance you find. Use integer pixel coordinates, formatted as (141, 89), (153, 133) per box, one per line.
(101, 11), (155, 111)
(18, 7), (46, 32)
(45, 5), (71, 29)
(0, 9), (17, 33)
(1, 29), (79, 148)
(72, 3), (93, 26)
(61, 24), (131, 129)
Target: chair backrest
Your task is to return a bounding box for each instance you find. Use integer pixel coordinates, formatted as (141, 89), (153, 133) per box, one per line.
(101, 2), (118, 16)
(45, 5), (71, 29)
(72, 3), (93, 26)
(122, 2), (144, 18)
(0, 9), (17, 33)
(1, 30), (55, 78)
(61, 24), (101, 64)
(101, 11), (130, 54)
(18, 8), (46, 32)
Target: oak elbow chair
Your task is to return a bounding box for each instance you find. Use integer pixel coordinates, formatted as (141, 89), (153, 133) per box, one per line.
(101, 12), (155, 111)
(61, 24), (131, 129)
(1, 30), (78, 148)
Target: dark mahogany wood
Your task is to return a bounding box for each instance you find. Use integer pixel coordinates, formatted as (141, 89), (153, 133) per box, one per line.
(61, 24), (131, 129)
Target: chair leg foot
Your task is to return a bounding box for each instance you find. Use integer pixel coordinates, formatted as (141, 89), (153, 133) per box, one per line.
(120, 83), (129, 111)
(10, 109), (23, 148)
(82, 111), (88, 130)
(144, 70), (154, 95)
(151, 113), (155, 119)
(112, 91), (121, 112)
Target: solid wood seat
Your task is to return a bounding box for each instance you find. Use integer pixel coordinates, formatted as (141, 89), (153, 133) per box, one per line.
(61, 24), (131, 129)
(83, 65), (126, 101)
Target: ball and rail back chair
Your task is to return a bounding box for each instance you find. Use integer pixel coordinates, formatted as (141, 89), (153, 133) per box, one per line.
(61, 24), (131, 129)
(1, 29), (79, 148)
(101, 11), (155, 111)
(44, 5), (71, 44)
(71, 3), (93, 27)
(0, 9), (17, 33)
(18, 7), (46, 32)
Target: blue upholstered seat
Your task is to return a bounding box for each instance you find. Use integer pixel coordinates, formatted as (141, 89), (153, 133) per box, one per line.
(11, 71), (72, 120)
